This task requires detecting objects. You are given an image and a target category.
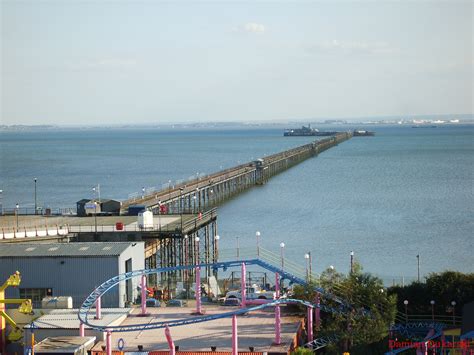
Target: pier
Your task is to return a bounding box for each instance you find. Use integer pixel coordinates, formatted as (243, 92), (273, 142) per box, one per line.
(121, 131), (352, 214)
(0, 132), (352, 291)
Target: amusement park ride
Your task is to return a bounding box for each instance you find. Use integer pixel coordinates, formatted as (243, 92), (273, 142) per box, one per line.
(0, 271), (33, 354)
(77, 257), (457, 355)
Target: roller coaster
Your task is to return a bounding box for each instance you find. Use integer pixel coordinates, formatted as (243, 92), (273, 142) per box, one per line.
(78, 251), (454, 353)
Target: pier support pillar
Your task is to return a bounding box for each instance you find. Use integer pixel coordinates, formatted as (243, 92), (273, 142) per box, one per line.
(232, 314), (238, 355)
(106, 330), (112, 355)
(307, 306), (313, 342)
(241, 263), (246, 308)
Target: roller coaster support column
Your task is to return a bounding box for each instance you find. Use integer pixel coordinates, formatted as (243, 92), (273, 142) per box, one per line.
(275, 272), (281, 345)
(141, 274), (147, 315)
(95, 295), (102, 320)
(241, 263), (247, 308)
(195, 266), (202, 314)
(315, 292), (320, 331)
(165, 325), (175, 355)
(232, 314), (238, 355)
(106, 330), (112, 355)
(79, 323), (85, 337)
(307, 306), (313, 342)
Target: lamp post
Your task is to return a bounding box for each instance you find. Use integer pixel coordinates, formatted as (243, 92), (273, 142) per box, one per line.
(184, 234), (189, 298)
(236, 237), (240, 258)
(430, 300), (435, 323)
(93, 184), (101, 203)
(179, 188), (184, 230)
(94, 202), (98, 236)
(34, 178), (37, 215)
(305, 253), (312, 282)
(157, 200), (162, 230)
(196, 187), (200, 212)
(256, 231), (261, 257)
(416, 254), (420, 282)
(451, 301), (456, 325)
(15, 203), (19, 231)
(142, 187), (145, 199)
(350, 251), (354, 274)
(0, 189), (3, 215)
(404, 300), (409, 324)
(451, 300), (456, 347)
(279, 242), (285, 269)
(195, 236), (200, 264)
(214, 235), (220, 275)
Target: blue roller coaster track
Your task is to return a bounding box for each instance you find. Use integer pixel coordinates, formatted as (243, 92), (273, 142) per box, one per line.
(78, 257), (449, 353)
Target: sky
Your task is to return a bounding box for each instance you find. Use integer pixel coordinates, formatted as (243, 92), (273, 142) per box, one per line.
(1, 0), (473, 125)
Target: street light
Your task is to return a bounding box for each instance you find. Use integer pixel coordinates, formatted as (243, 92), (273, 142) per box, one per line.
(304, 252), (312, 281)
(279, 242), (285, 269)
(256, 231), (261, 256)
(404, 300), (409, 324)
(179, 188), (184, 230)
(416, 254), (420, 282)
(34, 178), (37, 215)
(350, 251), (354, 274)
(236, 237), (240, 258)
(142, 187), (145, 199)
(195, 236), (200, 264)
(430, 300), (435, 323)
(15, 203), (19, 231)
(94, 202), (98, 236)
(0, 189), (3, 215)
(196, 187), (200, 212)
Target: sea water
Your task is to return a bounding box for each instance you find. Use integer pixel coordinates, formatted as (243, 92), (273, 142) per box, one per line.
(1, 125), (472, 283)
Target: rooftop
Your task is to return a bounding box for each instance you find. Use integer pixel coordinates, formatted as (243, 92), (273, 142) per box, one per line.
(92, 305), (303, 353)
(34, 336), (96, 353)
(0, 242), (142, 257)
(24, 308), (132, 329)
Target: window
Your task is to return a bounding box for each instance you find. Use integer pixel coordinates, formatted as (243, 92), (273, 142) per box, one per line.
(19, 288), (52, 308)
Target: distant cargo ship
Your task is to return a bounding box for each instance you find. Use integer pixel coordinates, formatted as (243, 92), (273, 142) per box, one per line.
(283, 125), (338, 137)
(353, 130), (375, 136)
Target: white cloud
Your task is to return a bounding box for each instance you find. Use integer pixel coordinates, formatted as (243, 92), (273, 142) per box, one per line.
(242, 22), (266, 34)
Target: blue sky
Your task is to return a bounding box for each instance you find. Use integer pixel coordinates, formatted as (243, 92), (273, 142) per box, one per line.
(1, 0), (472, 125)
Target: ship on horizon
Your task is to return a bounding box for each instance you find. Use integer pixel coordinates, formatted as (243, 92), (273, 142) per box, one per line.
(283, 124), (338, 137)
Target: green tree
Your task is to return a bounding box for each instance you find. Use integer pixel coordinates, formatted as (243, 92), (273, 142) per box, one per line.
(293, 263), (397, 354)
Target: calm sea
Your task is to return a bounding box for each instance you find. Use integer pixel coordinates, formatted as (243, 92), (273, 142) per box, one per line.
(1, 125), (473, 283)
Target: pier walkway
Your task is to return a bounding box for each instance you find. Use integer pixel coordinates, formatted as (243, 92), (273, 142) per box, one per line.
(121, 132), (352, 214)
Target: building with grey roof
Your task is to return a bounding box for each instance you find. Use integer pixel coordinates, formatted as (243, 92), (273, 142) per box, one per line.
(0, 242), (144, 308)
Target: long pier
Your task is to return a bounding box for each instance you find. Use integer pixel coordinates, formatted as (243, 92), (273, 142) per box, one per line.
(121, 131), (352, 214)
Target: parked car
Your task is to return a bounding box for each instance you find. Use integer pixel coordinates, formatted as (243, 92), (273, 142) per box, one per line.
(167, 299), (187, 307)
(223, 298), (241, 307)
(145, 298), (161, 307)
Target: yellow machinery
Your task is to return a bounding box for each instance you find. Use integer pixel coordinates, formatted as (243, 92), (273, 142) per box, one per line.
(0, 271), (33, 354)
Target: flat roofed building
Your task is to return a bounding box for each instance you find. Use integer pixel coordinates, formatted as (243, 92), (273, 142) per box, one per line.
(0, 242), (144, 308)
